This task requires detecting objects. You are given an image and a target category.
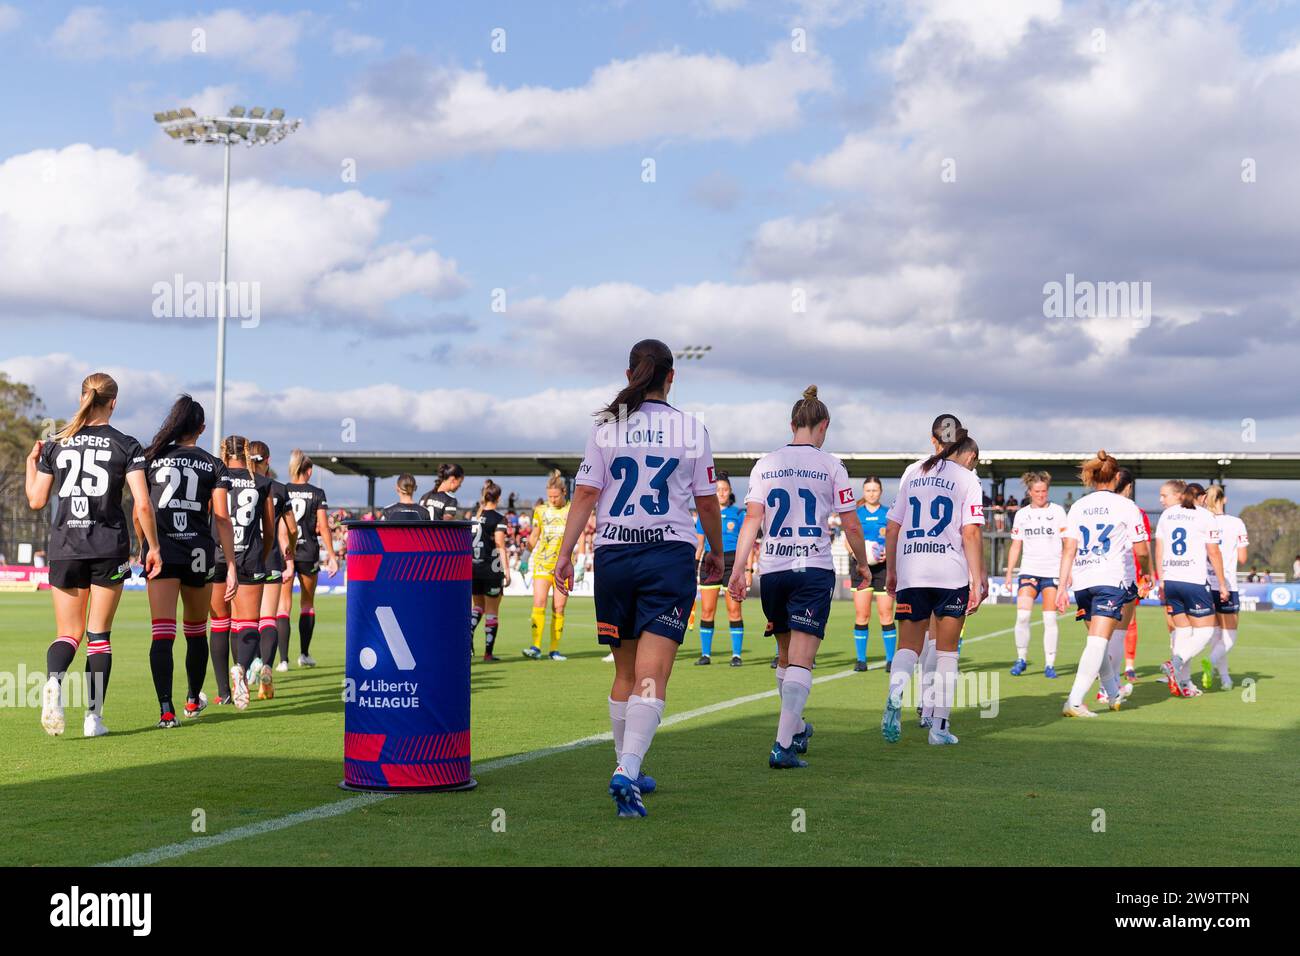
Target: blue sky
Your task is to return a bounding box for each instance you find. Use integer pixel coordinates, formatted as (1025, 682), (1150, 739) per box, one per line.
(3, 1), (1300, 511)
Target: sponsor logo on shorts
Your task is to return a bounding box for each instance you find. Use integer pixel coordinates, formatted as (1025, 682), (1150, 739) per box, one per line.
(790, 608), (820, 630)
(654, 605), (686, 632)
(896, 602), (912, 614)
(597, 621), (620, 639)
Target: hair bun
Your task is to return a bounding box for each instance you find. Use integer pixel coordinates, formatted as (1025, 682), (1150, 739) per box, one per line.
(802, 385), (818, 401)
(1097, 449), (1109, 460)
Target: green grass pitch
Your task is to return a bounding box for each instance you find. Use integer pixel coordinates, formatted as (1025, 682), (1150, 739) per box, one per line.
(0, 591), (1296, 866)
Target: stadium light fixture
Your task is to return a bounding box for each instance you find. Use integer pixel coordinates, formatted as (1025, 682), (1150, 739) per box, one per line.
(675, 344), (712, 361)
(153, 104), (301, 452)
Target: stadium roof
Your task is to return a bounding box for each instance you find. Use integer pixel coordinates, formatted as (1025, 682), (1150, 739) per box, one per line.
(315, 450), (1300, 484)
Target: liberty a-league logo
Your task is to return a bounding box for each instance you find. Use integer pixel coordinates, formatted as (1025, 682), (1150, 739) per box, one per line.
(173, 512), (188, 533)
(70, 496), (89, 519)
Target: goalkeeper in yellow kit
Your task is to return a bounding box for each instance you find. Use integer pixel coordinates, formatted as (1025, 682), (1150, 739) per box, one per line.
(523, 473), (575, 660)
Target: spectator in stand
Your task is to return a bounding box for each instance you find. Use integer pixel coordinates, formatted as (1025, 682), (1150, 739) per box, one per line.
(992, 493), (1006, 532)
(1005, 494), (1020, 527)
(1293, 555), (1300, 581)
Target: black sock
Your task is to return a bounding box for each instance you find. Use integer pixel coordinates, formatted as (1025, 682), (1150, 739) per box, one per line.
(258, 623), (278, 664)
(184, 634), (208, 701)
(485, 617), (498, 655)
(149, 637), (175, 711)
(85, 631), (112, 714)
(276, 617), (290, 663)
(210, 628), (231, 698)
(46, 638), (78, 683)
(299, 612), (315, 655)
(237, 625), (260, 671)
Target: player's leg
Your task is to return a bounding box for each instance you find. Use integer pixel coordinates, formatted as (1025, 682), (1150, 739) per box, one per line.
(549, 586), (568, 660)
(882, 590), (929, 742)
(918, 617), (937, 725)
(83, 579), (125, 734)
(1064, 594), (1119, 716)
(41, 582), (90, 736)
(1210, 607), (1238, 688)
(209, 573), (233, 701)
(274, 576), (293, 671)
(875, 588), (895, 672)
(147, 576), (182, 726)
(525, 575), (549, 658)
(471, 591), (486, 658)
(1040, 585), (1060, 677)
(255, 581), (279, 697)
(851, 564), (870, 669)
(928, 610), (965, 744)
(179, 581), (213, 717)
(230, 583), (264, 710)
(297, 570), (318, 666)
(1172, 612), (1217, 696)
(771, 631), (818, 768)
(697, 584), (719, 663)
(482, 592), (502, 661)
(1011, 580), (1035, 675)
(725, 571), (745, 666)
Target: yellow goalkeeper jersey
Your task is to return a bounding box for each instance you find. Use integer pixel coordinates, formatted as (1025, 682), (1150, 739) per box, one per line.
(531, 502), (570, 570)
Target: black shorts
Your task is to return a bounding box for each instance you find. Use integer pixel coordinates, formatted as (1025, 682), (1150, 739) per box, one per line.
(761, 567), (837, 638)
(472, 565), (505, 597)
(594, 542), (696, 647)
(295, 541), (321, 566)
(48, 556), (132, 590)
(154, 563), (217, 589)
(895, 586), (969, 622)
(214, 563), (269, 587)
(850, 559), (887, 592)
(295, 561), (321, 577)
(698, 550), (737, 587)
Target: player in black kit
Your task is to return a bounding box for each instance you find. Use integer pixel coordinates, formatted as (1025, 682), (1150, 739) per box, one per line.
(382, 474), (428, 520)
(208, 435), (275, 711)
(471, 480), (511, 662)
(24, 372), (162, 738)
(249, 440), (298, 697)
(138, 395), (239, 727)
(285, 450), (337, 668)
(421, 462), (464, 520)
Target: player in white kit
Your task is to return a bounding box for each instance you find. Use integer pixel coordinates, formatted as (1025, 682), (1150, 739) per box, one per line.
(728, 386), (872, 768)
(1003, 471), (1066, 678)
(1056, 452), (1155, 717)
(1201, 485), (1248, 689)
(880, 414), (987, 747)
(1153, 480), (1228, 697)
(552, 339), (722, 818)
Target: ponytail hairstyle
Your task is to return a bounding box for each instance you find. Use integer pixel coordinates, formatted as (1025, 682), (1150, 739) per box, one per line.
(715, 469), (736, 506)
(481, 479), (502, 506)
(598, 338), (674, 420)
(396, 473), (417, 496)
(1161, 478), (1189, 507)
(546, 470), (568, 503)
(437, 462), (465, 487)
(143, 394), (205, 462)
(289, 449), (313, 481)
(1185, 481), (1206, 509)
(791, 385), (830, 431)
(1079, 450), (1120, 489)
(221, 435), (254, 472)
(55, 372), (118, 441)
(921, 413), (972, 473)
(247, 440), (271, 476)
(1114, 467), (1135, 498)
(1021, 470), (1051, 491)
(1204, 484), (1226, 515)
(857, 475), (883, 507)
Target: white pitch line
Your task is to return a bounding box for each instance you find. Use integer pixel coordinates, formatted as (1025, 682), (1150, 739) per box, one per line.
(99, 620), (1027, 867)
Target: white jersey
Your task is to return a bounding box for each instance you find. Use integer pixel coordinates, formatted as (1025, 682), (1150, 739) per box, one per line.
(1207, 513), (1248, 591)
(1064, 491), (1148, 591)
(576, 400), (715, 550)
(1154, 505), (1220, 585)
(887, 458), (985, 590)
(745, 444), (855, 574)
(1010, 502), (1067, 577)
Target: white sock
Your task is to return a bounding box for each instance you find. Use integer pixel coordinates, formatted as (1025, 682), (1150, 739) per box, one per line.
(1173, 626), (1213, 683)
(933, 650), (959, 726)
(888, 648), (919, 700)
(1069, 635), (1108, 707)
(775, 665), (787, 695)
(608, 696), (626, 761)
(1212, 628), (1236, 679)
(1098, 636), (1121, 700)
(1014, 608), (1031, 659)
(1106, 630), (1125, 683)
(1042, 611), (1059, 666)
(776, 665), (812, 747)
(618, 696), (665, 781)
(920, 638), (939, 718)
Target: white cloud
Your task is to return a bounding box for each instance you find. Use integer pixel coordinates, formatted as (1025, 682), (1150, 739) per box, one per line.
(50, 7), (306, 75)
(299, 46), (832, 167)
(0, 145), (467, 325)
(0, 4), (22, 33)
(331, 28), (383, 56)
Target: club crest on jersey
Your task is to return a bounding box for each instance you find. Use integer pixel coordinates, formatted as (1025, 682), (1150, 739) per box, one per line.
(173, 512), (188, 532)
(70, 497), (89, 519)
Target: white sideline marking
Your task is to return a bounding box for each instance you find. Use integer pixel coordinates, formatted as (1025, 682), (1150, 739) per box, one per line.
(99, 621), (1025, 866)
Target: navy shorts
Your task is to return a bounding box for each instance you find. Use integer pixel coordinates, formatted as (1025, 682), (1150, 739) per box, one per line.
(594, 542), (697, 646)
(1214, 589), (1240, 614)
(760, 568), (836, 638)
(1122, 581), (1140, 604)
(1016, 574), (1057, 596)
(1073, 585), (1126, 622)
(1164, 581), (1215, 618)
(895, 586), (969, 622)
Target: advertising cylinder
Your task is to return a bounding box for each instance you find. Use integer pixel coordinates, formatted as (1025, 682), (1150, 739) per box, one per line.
(340, 519), (476, 792)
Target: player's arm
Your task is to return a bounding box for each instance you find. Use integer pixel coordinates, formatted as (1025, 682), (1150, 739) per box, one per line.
(1003, 538), (1022, 584)
(279, 509), (298, 574)
(317, 508), (338, 573)
(260, 495), (276, 563)
(962, 522), (987, 614)
(552, 486), (599, 596)
(884, 519), (901, 595)
(1055, 536), (1078, 614)
(495, 526), (510, 585)
(25, 441), (52, 510)
(695, 493), (723, 570)
(1207, 541), (1228, 599)
(126, 469), (162, 579)
(728, 501), (763, 602)
(838, 508), (871, 570)
(212, 487), (239, 600)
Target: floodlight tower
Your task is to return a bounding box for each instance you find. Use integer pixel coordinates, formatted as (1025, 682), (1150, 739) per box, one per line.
(153, 105), (301, 452)
(673, 344), (712, 408)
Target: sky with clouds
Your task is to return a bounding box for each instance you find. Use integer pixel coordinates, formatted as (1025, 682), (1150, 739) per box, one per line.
(1, 0), (1298, 508)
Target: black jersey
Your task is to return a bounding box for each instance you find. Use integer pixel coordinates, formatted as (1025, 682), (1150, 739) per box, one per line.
(287, 482), (328, 560)
(264, 478), (291, 570)
(217, 468), (271, 572)
(421, 490), (459, 521)
(145, 444), (227, 569)
(382, 502), (428, 521)
(37, 424), (146, 560)
(471, 508), (506, 569)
